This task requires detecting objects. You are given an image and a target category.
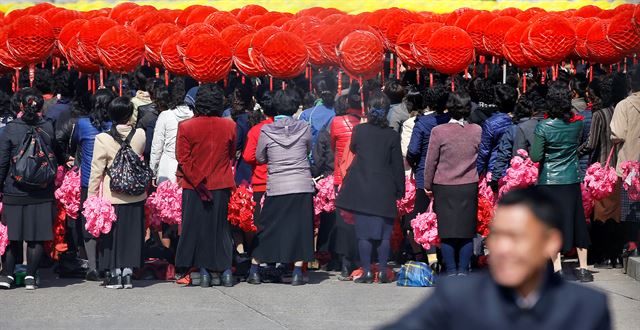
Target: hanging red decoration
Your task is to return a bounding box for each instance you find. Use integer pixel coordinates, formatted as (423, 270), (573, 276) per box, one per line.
(634, 5), (640, 36)
(503, 22), (531, 68)
(57, 18), (87, 58)
(380, 10), (423, 49)
(515, 7), (546, 22)
(161, 32), (189, 76)
(233, 33), (264, 77)
(483, 16), (520, 58)
(607, 10), (640, 55)
(97, 25), (145, 73)
(527, 14), (576, 63)
(499, 7), (523, 18)
(175, 5), (203, 27)
(236, 4), (269, 23)
(131, 11), (171, 37)
(123, 6), (157, 25)
(66, 35), (100, 73)
(318, 23), (354, 65)
(184, 33), (232, 83)
(574, 17), (598, 59)
(205, 11), (240, 31)
(177, 23), (219, 57)
(0, 28), (23, 69)
(260, 31), (309, 79)
(255, 12), (287, 29)
(465, 12), (497, 55)
(338, 30), (385, 79)
(428, 26), (475, 75)
(394, 23), (422, 68)
(78, 17), (118, 63)
(6, 15), (55, 65)
(293, 20), (325, 66)
(586, 20), (623, 65)
(411, 22), (444, 68)
(220, 24), (256, 50)
(575, 5), (603, 18)
(144, 23), (181, 67)
(520, 24), (554, 68)
(454, 10), (480, 30)
(3, 8), (27, 26)
(109, 2), (138, 20)
(49, 10), (82, 38)
(185, 6), (218, 26)
(249, 26), (282, 72)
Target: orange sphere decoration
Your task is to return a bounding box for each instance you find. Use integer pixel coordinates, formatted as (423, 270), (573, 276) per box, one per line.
(249, 26), (282, 72)
(260, 31), (309, 79)
(586, 20), (622, 64)
(144, 23), (181, 67)
(411, 22), (444, 68)
(466, 12), (497, 55)
(395, 23), (422, 68)
(233, 33), (264, 77)
(428, 26), (475, 75)
(527, 14), (576, 62)
(483, 16), (520, 58)
(78, 17), (118, 63)
(131, 11), (171, 37)
(186, 6), (218, 26)
(607, 10), (640, 55)
(97, 25), (145, 73)
(184, 33), (232, 82)
(503, 22), (531, 68)
(0, 28), (23, 69)
(6, 15), (55, 65)
(520, 24), (553, 68)
(220, 24), (256, 50)
(574, 17), (598, 59)
(177, 23), (219, 57)
(57, 18), (87, 58)
(161, 32), (189, 76)
(236, 5), (269, 23)
(338, 30), (385, 79)
(205, 11), (241, 31)
(66, 35), (100, 73)
(50, 10), (82, 38)
(288, 17), (324, 65)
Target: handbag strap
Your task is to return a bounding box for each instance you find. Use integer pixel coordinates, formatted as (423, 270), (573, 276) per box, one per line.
(110, 126), (136, 146)
(605, 145), (616, 168)
(427, 199), (434, 213)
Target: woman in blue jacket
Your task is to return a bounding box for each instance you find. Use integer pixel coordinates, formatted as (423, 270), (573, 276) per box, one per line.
(477, 85), (517, 176)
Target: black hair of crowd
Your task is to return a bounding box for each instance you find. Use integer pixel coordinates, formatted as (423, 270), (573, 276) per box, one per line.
(194, 83), (225, 117)
(108, 96), (134, 125)
(446, 91), (472, 120)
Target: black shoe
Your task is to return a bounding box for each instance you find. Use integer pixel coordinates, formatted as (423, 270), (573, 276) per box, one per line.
(222, 273), (235, 287)
(554, 271), (564, 280)
(247, 272), (261, 285)
(0, 276), (15, 289)
(122, 275), (133, 289)
(200, 274), (211, 288)
(291, 273), (304, 286)
(338, 265), (353, 281)
(575, 268), (594, 282)
(354, 271), (374, 284)
(24, 276), (37, 290)
(101, 271), (111, 286)
(594, 259), (613, 269)
(378, 271), (391, 284)
(106, 275), (123, 289)
(190, 272), (201, 286)
(210, 272), (221, 287)
(85, 269), (100, 281)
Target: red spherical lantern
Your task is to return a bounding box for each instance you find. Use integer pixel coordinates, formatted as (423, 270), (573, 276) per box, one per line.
(607, 11), (640, 55)
(255, 12), (287, 29)
(161, 32), (188, 76)
(186, 6), (218, 26)
(176, 5), (203, 27)
(184, 33), (232, 82)
(97, 25), (145, 73)
(109, 2), (138, 20)
(287, 17), (324, 65)
(177, 23), (219, 57)
(520, 24), (554, 68)
(205, 11), (240, 31)
(260, 31), (309, 79)
(4, 9), (27, 26)
(131, 11), (171, 37)
(454, 10), (480, 30)
(66, 35), (99, 73)
(500, 7), (523, 18)
(527, 14), (576, 62)
(78, 17), (118, 63)
(249, 26), (282, 72)
(574, 17), (598, 59)
(233, 33), (264, 77)
(123, 6), (157, 25)
(380, 10), (423, 49)
(428, 26), (475, 75)
(236, 5), (269, 23)
(483, 16), (520, 58)
(318, 23), (354, 65)
(503, 22), (531, 68)
(0, 28), (22, 69)
(26, 3), (55, 15)
(338, 30), (385, 79)
(516, 7), (546, 22)
(6, 15), (55, 65)
(144, 23), (181, 67)
(395, 23), (422, 68)
(57, 18), (87, 58)
(220, 24), (256, 50)
(466, 12), (497, 55)
(575, 5), (603, 18)
(411, 22), (444, 68)
(586, 20), (623, 64)
(49, 10), (82, 37)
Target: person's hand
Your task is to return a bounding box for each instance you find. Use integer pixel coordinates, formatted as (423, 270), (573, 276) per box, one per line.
(196, 182), (213, 202)
(65, 156), (75, 168)
(151, 179), (158, 188)
(424, 189), (433, 198)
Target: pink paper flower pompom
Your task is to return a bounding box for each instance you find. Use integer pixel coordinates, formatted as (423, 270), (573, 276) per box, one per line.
(0, 222), (8, 256)
(396, 176), (416, 216)
(498, 149), (539, 197)
(148, 181), (183, 226)
(621, 161), (640, 201)
(228, 184), (257, 232)
(55, 165), (66, 188)
(54, 168), (81, 219)
(83, 195), (117, 238)
(478, 173), (496, 206)
(581, 182), (594, 222)
(410, 201), (440, 250)
(314, 175), (336, 215)
(583, 150), (618, 200)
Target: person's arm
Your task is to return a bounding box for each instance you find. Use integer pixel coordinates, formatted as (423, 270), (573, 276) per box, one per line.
(477, 121), (493, 175)
(148, 113), (167, 177)
(491, 127), (515, 183)
(242, 126), (259, 166)
(176, 124), (205, 186)
(87, 134), (108, 196)
(405, 121), (422, 168)
(255, 130), (268, 165)
(229, 124), (237, 161)
(529, 123), (545, 163)
(0, 127), (13, 191)
(329, 120), (337, 152)
(390, 132), (406, 199)
(423, 128), (441, 191)
(512, 124), (528, 153)
(581, 111), (602, 159)
(610, 103), (627, 144)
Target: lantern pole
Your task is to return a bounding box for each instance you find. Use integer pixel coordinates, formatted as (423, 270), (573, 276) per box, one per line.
(119, 75), (123, 97)
(502, 61), (507, 84)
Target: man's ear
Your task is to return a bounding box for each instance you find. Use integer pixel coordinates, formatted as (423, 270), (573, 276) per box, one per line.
(544, 228), (563, 259)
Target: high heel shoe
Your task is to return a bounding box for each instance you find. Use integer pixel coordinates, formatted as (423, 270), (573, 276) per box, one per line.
(354, 271), (374, 284)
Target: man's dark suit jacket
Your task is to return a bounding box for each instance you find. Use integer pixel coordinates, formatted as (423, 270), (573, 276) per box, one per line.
(383, 270), (610, 330)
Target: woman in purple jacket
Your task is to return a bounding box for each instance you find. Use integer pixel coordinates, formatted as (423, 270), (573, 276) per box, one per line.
(424, 91), (482, 275)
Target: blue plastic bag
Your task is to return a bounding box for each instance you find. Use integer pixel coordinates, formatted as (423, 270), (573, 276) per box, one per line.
(396, 261), (436, 287)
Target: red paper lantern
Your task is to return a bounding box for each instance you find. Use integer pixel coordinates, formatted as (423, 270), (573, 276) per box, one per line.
(411, 22), (444, 68)
(395, 23), (423, 68)
(123, 6), (157, 25)
(186, 6), (218, 26)
(586, 20), (623, 64)
(176, 5), (203, 27)
(260, 31), (309, 79)
(131, 11), (171, 37)
(503, 22), (531, 68)
(598, 10), (617, 20)
(614, 4), (637, 15)
(0, 28), (22, 69)
(445, 8), (475, 26)
(50, 10), (82, 38)
(454, 10), (479, 30)
(287, 17), (324, 65)
(236, 5), (269, 23)
(575, 5), (603, 18)
(249, 26), (282, 72)
(6, 15), (55, 65)
(499, 7), (523, 18)
(220, 24), (256, 50)
(184, 33), (232, 82)
(97, 25), (145, 73)
(109, 2), (138, 20)
(177, 23), (219, 57)
(255, 12), (287, 29)
(527, 14), (576, 62)
(3, 9), (27, 25)
(318, 23), (353, 65)
(272, 16), (292, 27)
(233, 33), (264, 77)
(39, 7), (65, 24)
(607, 10), (640, 55)
(205, 11), (240, 31)
(57, 18), (87, 58)
(516, 7), (546, 22)
(466, 12), (497, 55)
(144, 23), (181, 67)
(161, 32), (188, 76)
(483, 16), (520, 58)
(520, 24), (553, 68)
(338, 30), (384, 79)
(574, 17), (599, 59)
(380, 10), (423, 49)
(78, 17), (118, 63)
(66, 35), (99, 73)
(634, 5), (640, 36)
(26, 3), (55, 15)
(428, 26), (475, 75)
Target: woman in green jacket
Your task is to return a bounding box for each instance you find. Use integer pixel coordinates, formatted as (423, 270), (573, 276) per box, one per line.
(530, 83), (592, 282)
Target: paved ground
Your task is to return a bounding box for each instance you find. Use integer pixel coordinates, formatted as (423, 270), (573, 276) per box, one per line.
(0, 264), (639, 329)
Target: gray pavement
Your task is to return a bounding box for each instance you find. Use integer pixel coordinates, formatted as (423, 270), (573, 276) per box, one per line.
(0, 265), (639, 330)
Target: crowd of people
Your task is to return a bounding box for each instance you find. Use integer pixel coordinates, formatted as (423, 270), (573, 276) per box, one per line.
(0, 60), (638, 292)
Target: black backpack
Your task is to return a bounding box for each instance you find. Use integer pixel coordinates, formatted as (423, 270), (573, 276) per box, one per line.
(11, 126), (57, 189)
(107, 127), (152, 196)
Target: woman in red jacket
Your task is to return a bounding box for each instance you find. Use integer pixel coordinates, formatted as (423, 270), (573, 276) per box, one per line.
(330, 85), (363, 279)
(175, 84), (237, 288)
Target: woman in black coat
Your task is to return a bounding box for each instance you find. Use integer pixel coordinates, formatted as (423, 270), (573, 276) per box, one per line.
(0, 88), (61, 290)
(336, 91), (405, 284)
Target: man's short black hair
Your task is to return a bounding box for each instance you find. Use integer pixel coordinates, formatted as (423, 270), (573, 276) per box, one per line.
(497, 187), (562, 230)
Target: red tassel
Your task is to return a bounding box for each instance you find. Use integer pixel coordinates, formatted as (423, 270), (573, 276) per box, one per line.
(624, 60), (628, 73)
(119, 77), (123, 97)
(224, 77), (228, 88)
(282, 81), (286, 90)
(337, 71), (342, 94)
(522, 74), (527, 93)
(416, 69), (420, 85)
(92, 78), (96, 94)
(464, 68), (469, 80)
(429, 73), (433, 88)
(13, 69), (18, 92)
(241, 76), (245, 84)
(389, 53), (394, 77)
(269, 76), (273, 91)
(41, 61), (45, 69)
(589, 65), (593, 82)
(541, 70), (546, 85)
(155, 68), (160, 79)
(484, 64), (488, 79)
(164, 70), (169, 86)
(99, 68), (104, 87)
(88, 75), (91, 91)
(359, 77), (364, 117)
(396, 57), (402, 80)
(451, 77), (455, 92)
(380, 70), (384, 86)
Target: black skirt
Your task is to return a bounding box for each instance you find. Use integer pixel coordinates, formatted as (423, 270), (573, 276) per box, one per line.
(334, 207), (359, 261)
(316, 211), (336, 252)
(252, 193), (314, 263)
(537, 184), (590, 252)
(252, 191), (265, 227)
(99, 201), (145, 270)
(175, 189), (233, 271)
(432, 183), (478, 239)
(353, 212), (394, 240)
(3, 202), (55, 241)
